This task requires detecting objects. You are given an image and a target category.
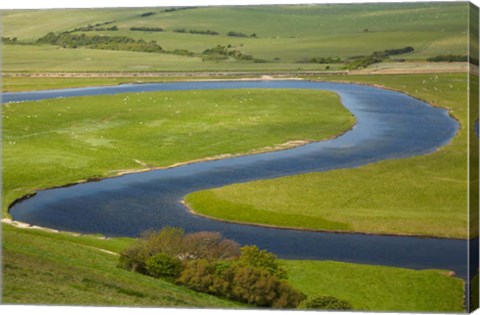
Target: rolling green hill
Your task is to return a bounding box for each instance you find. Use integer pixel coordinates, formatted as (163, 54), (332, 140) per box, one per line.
(2, 223), (244, 307)
(1, 2), (469, 71)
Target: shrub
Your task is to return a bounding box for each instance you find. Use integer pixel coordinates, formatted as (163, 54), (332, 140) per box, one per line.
(130, 27), (163, 32)
(177, 259), (305, 308)
(427, 55), (468, 62)
(140, 227), (185, 257)
(172, 28), (219, 35)
(189, 29), (219, 36)
(140, 12), (155, 17)
(297, 56), (342, 64)
(170, 49), (195, 57)
(119, 227), (303, 308)
(202, 45), (257, 62)
(37, 32), (163, 53)
(299, 296), (353, 310)
(239, 245), (287, 279)
(118, 227), (240, 272)
(146, 253), (182, 279)
(183, 231), (241, 260)
(176, 259), (218, 293)
(164, 7), (197, 13)
(346, 46), (414, 69)
(2, 37), (18, 44)
(229, 265), (304, 308)
(227, 31), (249, 37)
(118, 241), (150, 274)
(118, 227), (184, 273)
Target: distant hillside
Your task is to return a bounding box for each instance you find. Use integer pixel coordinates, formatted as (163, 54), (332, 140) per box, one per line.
(1, 2), (469, 71)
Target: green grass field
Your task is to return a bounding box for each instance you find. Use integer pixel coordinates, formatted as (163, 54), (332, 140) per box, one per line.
(1, 45), (334, 72)
(2, 88), (354, 214)
(185, 73), (470, 239)
(284, 260), (464, 312)
(1, 223), (243, 307)
(2, 223), (464, 311)
(1, 2), (469, 71)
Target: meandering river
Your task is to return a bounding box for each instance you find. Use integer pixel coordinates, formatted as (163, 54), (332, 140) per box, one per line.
(3, 80), (474, 279)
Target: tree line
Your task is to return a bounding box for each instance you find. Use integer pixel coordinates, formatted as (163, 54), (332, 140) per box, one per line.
(130, 27), (164, 32)
(173, 28), (219, 36)
(137, 7), (198, 18)
(297, 56), (342, 64)
(345, 46), (415, 69)
(227, 31), (257, 38)
(35, 32), (266, 63)
(427, 54), (468, 62)
(37, 32), (163, 53)
(202, 45), (265, 63)
(63, 21), (117, 34)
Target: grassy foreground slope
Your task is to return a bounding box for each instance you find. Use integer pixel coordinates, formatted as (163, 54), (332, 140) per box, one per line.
(1, 2), (468, 71)
(2, 223), (464, 310)
(185, 73), (469, 238)
(2, 89), (354, 214)
(1, 224), (242, 307)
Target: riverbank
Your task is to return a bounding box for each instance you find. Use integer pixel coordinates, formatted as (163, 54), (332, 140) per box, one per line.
(4, 75), (467, 239)
(182, 73), (469, 239)
(1, 64), (468, 92)
(3, 88), (355, 216)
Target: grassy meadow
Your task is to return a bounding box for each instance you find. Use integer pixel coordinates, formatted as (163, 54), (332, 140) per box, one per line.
(185, 73), (470, 239)
(284, 260), (464, 312)
(2, 223), (243, 307)
(2, 88), (355, 214)
(1, 45), (332, 72)
(1, 2), (469, 72)
(2, 223), (464, 311)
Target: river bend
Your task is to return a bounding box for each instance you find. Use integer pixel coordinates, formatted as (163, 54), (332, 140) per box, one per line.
(3, 80), (471, 278)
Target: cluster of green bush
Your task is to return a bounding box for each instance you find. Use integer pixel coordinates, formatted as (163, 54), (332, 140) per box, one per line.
(173, 28), (219, 36)
(64, 21), (117, 33)
(381, 46), (414, 56)
(168, 49), (195, 57)
(163, 7), (197, 13)
(2, 37), (19, 44)
(118, 227), (351, 309)
(140, 12), (156, 17)
(427, 54), (468, 62)
(37, 32), (163, 53)
(345, 46), (414, 69)
(130, 27), (164, 32)
(202, 45), (265, 63)
(298, 56), (342, 64)
(227, 31), (257, 38)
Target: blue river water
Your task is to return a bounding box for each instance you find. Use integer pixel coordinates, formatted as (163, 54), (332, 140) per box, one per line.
(3, 80), (473, 279)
